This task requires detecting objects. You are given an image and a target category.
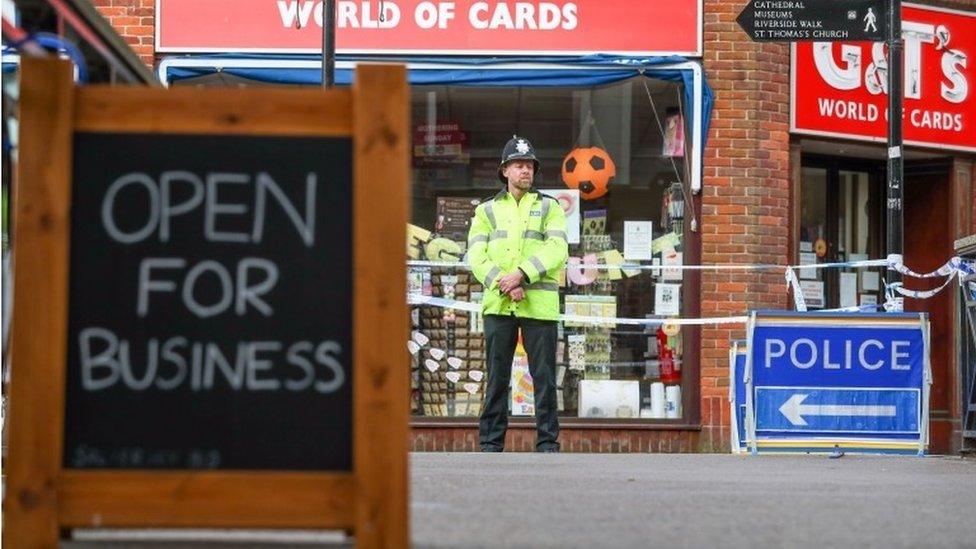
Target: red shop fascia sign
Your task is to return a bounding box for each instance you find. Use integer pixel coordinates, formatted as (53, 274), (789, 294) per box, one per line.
(791, 3), (976, 153)
(155, 0), (703, 57)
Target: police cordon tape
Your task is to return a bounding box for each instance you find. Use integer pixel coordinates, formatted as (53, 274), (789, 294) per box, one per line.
(407, 255), (975, 325)
(406, 294), (750, 326)
(409, 260), (844, 271)
(887, 254), (973, 299)
(409, 255), (971, 276)
(786, 254), (975, 311)
(408, 294), (889, 327)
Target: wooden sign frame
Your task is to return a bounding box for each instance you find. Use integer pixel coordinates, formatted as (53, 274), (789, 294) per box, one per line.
(5, 58), (409, 548)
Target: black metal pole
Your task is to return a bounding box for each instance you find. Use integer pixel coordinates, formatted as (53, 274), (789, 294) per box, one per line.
(322, 0), (335, 89)
(886, 0), (904, 310)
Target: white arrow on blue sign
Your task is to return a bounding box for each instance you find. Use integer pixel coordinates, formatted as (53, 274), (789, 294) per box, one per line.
(756, 387), (920, 433)
(778, 393), (896, 426)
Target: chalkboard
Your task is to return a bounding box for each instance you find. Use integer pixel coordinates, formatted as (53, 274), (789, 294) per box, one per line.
(64, 133), (353, 471)
(9, 60), (408, 545)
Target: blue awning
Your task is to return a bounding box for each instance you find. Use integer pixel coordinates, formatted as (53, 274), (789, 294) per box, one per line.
(159, 54), (713, 146)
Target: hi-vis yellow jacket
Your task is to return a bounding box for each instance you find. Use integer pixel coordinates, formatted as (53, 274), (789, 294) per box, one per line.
(467, 189), (569, 320)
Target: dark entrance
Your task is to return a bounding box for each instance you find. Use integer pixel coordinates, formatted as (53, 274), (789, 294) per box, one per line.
(904, 160), (955, 454)
(799, 154), (956, 453)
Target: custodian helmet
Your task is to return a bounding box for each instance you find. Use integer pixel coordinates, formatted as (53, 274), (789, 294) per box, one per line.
(498, 135), (540, 184)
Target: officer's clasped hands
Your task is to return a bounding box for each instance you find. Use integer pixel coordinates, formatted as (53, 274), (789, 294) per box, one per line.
(497, 270), (525, 294)
(497, 270), (526, 302)
(507, 286), (526, 302)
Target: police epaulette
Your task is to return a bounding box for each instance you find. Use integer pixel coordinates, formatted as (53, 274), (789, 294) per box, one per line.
(484, 188), (507, 202)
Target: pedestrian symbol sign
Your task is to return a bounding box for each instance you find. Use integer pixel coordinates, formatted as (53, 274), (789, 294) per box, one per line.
(864, 8), (878, 33)
(736, 0), (888, 42)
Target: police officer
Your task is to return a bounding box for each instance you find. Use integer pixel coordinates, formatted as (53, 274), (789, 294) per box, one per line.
(467, 136), (569, 452)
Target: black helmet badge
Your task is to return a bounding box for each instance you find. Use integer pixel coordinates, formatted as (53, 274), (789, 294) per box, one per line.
(498, 135), (540, 184)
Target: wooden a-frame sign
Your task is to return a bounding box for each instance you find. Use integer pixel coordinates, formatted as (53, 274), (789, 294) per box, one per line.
(5, 57), (409, 548)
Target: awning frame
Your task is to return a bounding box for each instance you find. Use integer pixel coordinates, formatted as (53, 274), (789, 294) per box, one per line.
(156, 56), (706, 193)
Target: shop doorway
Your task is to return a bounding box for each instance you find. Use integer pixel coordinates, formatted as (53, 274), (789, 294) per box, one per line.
(904, 160), (955, 454)
(799, 153), (956, 453)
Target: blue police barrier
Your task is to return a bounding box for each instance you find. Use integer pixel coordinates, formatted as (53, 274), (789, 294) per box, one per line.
(743, 311), (931, 455)
(729, 340), (748, 453)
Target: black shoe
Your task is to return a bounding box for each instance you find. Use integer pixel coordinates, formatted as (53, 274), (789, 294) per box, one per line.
(480, 445), (503, 452)
(538, 446), (560, 453)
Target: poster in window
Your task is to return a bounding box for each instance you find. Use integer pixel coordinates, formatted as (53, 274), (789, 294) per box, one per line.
(862, 271), (881, 291)
(662, 110), (685, 157)
(511, 354), (534, 416)
(539, 188), (580, 244)
(623, 220), (653, 260)
(654, 283), (681, 316)
(578, 380), (640, 418)
(567, 334), (586, 371)
(840, 272), (858, 308)
(800, 280), (825, 308)
(435, 197), (481, 241)
(564, 295), (617, 328)
(662, 250), (683, 281)
(583, 209), (607, 235)
(413, 122), (469, 167)
(799, 252), (818, 280)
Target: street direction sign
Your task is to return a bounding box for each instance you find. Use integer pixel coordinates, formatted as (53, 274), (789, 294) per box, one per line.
(756, 387), (920, 433)
(736, 0), (888, 42)
(743, 311), (931, 455)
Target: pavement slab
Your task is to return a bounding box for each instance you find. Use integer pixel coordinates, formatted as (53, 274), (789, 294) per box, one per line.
(62, 452), (976, 548)
(410, 452), (976, 549)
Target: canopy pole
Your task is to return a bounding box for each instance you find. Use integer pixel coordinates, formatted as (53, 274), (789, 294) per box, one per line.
(322, 0), (335, 89)
(885, 0), (904, 310)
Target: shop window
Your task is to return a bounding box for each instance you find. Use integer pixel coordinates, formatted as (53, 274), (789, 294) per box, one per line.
(799, 158), (885, 310)
(407, 77), (694, 422)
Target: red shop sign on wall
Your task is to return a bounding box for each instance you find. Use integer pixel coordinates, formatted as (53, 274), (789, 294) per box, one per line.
(791, 4), (976, 153)
(155, 0), (702, 56)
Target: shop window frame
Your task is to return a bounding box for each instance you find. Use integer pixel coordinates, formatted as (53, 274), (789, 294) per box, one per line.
(406, 78), (703, 429)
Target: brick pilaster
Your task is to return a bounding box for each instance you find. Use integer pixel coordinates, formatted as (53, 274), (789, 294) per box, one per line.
(698, 0), (793, 452)
(92, 0), (154, 67)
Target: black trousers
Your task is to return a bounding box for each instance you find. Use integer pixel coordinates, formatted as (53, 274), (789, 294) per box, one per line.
(479, 314), (559, 451)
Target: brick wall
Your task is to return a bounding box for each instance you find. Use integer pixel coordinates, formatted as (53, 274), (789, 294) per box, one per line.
(697, 0), (793, 451)
(412, 427), (699, 453)
(93, 0), (154, 67)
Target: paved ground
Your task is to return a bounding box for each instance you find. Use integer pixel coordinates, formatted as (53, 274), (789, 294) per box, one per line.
(64, 452), (976, 548)
(411, 453), (976, 548)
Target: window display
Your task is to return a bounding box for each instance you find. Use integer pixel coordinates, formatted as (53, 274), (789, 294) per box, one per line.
(407, 77), (693, 421)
